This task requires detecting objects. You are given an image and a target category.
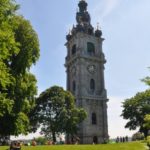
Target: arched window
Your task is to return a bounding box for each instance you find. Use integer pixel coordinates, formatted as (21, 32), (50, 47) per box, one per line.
(90, 79), (95, 90)
(72, 44), (76, 55)
(92, 113), (97, 125)
(72, 81), (76, 92)
(88, 28), (93, 35)
(87, 42), (95, 55)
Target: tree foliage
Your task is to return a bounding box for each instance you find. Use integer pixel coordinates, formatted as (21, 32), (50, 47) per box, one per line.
(141, 74), (150, 86)
(0, 0), (40, 137)
(33, 86), (87, 142)
(121, 90), (150, 137)
(132, 132), (144, 141)
(144, 114), (150, 130)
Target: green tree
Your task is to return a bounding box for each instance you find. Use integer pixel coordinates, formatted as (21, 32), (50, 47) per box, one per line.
(34, 86), (87, 143)
(121, 90), (150, 137)
(0, 0), (40, 139)
(144, 114), (150, 130)
(142, 76), (150, 86)
(0, 0), (19, 90)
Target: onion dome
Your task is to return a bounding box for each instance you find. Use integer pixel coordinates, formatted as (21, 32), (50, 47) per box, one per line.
(76, 0), (91, 25)
(95, 23), (102, 37)
(95, 29), (102, 38)
(78, 0), (87, 13)
(76, 10), (91, 25)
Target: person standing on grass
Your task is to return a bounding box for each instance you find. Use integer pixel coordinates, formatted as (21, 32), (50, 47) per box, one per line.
(125, 136), (128, 142)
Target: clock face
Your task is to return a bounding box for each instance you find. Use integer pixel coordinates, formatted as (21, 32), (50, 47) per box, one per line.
(87, 65), (96, 74)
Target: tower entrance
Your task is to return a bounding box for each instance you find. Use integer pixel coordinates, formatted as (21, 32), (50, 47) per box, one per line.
(93, 136), (98, 144)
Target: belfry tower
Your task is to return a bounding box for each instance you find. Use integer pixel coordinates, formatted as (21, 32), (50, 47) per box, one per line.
(65, 0), (109, 144)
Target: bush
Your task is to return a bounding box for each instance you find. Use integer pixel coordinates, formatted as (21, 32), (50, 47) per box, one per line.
(132, 132), (144, 141)
(35, 137), (47, 145)
(147, 136), (150, 149)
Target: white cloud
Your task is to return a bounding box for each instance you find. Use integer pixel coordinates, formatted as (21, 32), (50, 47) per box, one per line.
(108, 96), (138, 139)
(102, 0), (120, 18)
(92, 0), (121, 22)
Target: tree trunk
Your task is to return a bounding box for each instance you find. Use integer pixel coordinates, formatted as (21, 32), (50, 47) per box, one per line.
(144, 129), (148, 138)
(66, 134), (70, 144)
(140, 127), (148, 138)
(52, 132), (56, 143)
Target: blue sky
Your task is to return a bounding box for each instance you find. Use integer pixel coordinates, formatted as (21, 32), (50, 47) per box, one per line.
(14, 0), (150, 139)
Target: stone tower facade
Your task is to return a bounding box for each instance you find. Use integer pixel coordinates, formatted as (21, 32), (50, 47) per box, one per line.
(65, 0), (109, 144)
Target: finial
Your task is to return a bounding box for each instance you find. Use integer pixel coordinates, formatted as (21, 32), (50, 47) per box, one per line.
(95, 23), (102, 37)
(97, 22), (100, 30)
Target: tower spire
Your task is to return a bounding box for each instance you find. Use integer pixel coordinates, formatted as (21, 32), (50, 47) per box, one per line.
(76, 0), (90, 25)
(66, 0), (102, 41)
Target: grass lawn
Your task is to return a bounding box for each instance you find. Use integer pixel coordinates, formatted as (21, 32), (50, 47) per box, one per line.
(0, 142), (146, 150)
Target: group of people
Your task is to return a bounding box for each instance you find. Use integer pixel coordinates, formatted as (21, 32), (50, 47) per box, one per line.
(116, 136), (129, 143)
